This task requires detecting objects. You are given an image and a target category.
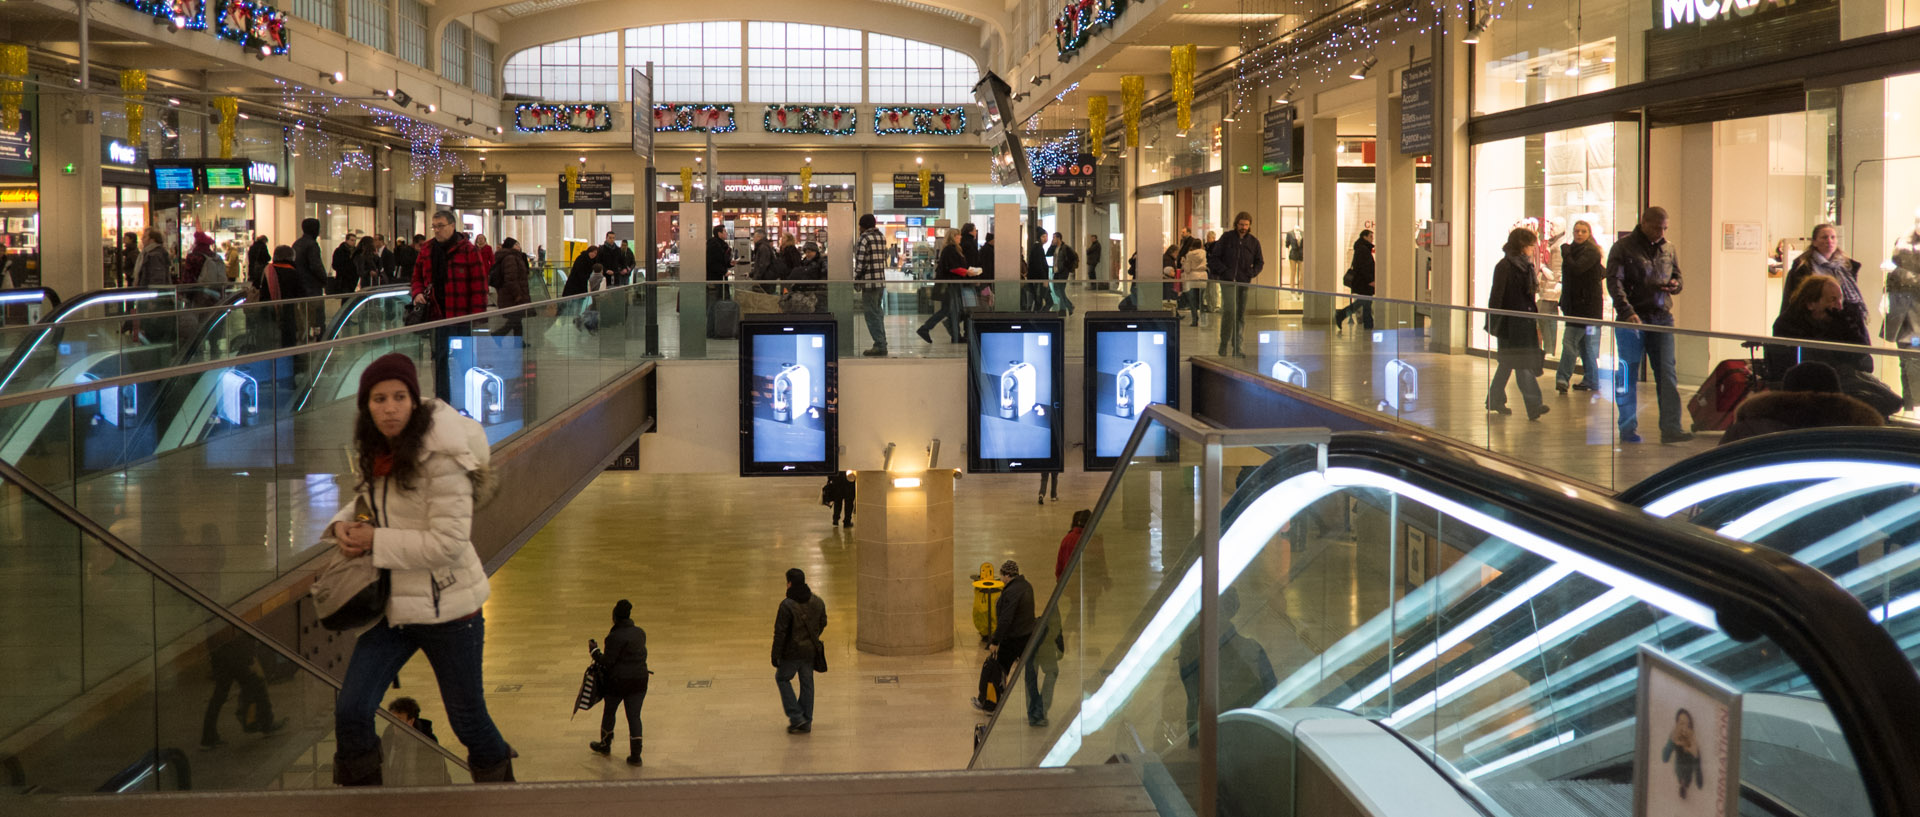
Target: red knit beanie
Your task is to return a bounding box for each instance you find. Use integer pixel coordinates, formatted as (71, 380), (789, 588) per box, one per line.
(358, 353), (421, 409)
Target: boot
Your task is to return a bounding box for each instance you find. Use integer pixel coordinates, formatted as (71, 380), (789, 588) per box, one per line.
(332, 748), (383, 787)
(469, 755), (516, 783)
(626, 737), (643, 766)
(589, 729), (613, 755)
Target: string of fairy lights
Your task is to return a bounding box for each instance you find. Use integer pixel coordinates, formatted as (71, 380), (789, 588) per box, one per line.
(273, 79), (470, 180)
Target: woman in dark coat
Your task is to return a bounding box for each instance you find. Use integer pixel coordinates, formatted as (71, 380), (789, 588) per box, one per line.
(247, 235), (272, 291)
(588, 599), (650, 766)
(1780, 223), (1868, 347)
(1334, 230), (1376, 333)
(352, 236), (380, 291)
(1767, 273), (1901, 420)
(1485, 227), (1550, 420)
(1555, 221), (1606, 392)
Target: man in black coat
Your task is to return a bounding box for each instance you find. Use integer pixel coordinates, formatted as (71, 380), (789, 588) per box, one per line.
(1208, 211), (1264, 356)
(588, 599), (650, 765)
(564, 245), (601, 297)
(772, 568), (828, 733)
(973, 559), (1036, 714)
(329, 232), (358, 294)
(393, 235), (421, 286)
(1334, 230), (1376, 334)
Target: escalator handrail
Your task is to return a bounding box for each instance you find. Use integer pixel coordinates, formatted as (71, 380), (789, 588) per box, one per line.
(0, 280), (651, 412)
(980, 406), (1920, 817)
(1253, 431), (1920, 817)
(1616, 427), (1920, 507)
(0, 456), (473, 774)
(0, 286), (60, 310)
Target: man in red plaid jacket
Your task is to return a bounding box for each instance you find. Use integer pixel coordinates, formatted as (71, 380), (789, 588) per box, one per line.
(411, 210), (488, 319)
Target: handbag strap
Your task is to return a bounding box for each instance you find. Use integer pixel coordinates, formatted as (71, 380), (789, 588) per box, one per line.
(784, 598), (818, 645)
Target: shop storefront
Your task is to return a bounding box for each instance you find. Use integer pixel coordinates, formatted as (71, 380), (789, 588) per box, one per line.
(100, 135), (151, 287)
(0, 111), (40, 289)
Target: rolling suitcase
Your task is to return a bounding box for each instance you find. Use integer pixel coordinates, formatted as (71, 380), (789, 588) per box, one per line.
(1687, 343), (1766, 432)
(710, 296), (740, 339)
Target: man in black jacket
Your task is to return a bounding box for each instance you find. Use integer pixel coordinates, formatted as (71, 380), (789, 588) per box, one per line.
(393, 235), (421, 286)
(1049, 232), (1078, 315)
(1606, 206), (1690, 444)
(1333, 230), (1376, 334)
(772, 567), (828, 734)
(1208, 211), (1264, 356)
(973, 559), (1036, 713)
(329, 231), (358, 294)
(291, 219), (330, 342)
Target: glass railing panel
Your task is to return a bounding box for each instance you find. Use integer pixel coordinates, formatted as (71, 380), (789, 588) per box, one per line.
(0, 469), (465, 796)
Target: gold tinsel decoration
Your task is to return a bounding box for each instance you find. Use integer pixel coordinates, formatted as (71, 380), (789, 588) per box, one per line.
(213, 96), (239, 158)
(1120, 75), (1144, 149)
(0, 45), (27, 133)
(120, 69), (147, 143)
(1171, 45), (1196, 133)
(918, 167), (931, 207)
(1087, 95), (1109, 160)
(564, 163), (580, 202)
(799, 164), (813, 204)
(680, 166), (694, 199)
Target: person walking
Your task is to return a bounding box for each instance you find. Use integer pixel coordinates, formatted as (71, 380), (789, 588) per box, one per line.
(247, 235), (272, 291)
(135, 228), (172, 286)
(1086, 233), (1104, 288)
(1606, 206), (1691, 444)
(1024, 227), (1053, 312)
(376, 235), (396, 285)
(294, 219), (329, 304)
(1333, 230), (1376, 334)
(474, 234), (496, 276)
(1485, 228), (1551, 421)
(973, 560), (1035, 713)
(856, 214), (890, 357)
(772, 568), (828, 734)
(330, 231), (359, 295)
(412, 211), (490, 401)
(353, 236), (380, 291)
(1049, 232), (1078, 315)
(181, 230), (223, 286)
(1555, 221), (1605, 393)
(326, 353), (516, 785)
(493, 238), (532, 336)
(1208, 212), (1263, 356)
(587, 599), (650, 766)
(917, 228), (968, 344)
(1181, 237), (1209, 326)
(394, 234), (421, 287)
(199, 628), (282, 749)
(268, 245), (305, 349)
(822, 470), (855, 527)
(1036, 471), (1058, 505)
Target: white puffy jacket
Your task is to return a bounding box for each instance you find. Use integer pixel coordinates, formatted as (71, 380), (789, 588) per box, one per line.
(329, 399), (493, 626)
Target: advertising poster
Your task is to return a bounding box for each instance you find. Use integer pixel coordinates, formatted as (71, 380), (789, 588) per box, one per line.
(739, 317), (838, 476)
(1256, 329), (1310, 389)
(1634, 647), (1742, 817)
(446, 334), (525, 445)
(1084, 312), (1179, 470)
(969, 314), (1063, 472)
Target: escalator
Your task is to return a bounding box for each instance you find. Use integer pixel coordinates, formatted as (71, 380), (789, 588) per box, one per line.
(970, 410), (1920, 817)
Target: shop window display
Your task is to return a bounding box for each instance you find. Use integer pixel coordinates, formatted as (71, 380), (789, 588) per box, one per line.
(1469, 0), (1635, 116)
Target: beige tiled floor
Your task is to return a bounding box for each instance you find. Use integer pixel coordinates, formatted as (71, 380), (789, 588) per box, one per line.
(386, 467), (1113, 782)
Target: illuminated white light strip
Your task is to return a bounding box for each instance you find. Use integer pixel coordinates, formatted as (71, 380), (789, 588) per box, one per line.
(1716, 476), (1913, 541)
(0, 291), (45, 304)
(1464, 730), (1576, 779)
(1328, 469), (1718, 630)
(1336, 564), (1575, 711)
(1872, 591), (1920, 623)
(1385, 590), (1635, 728)
(71, 291), (163, 308)
(1642, 462), (1920, 518)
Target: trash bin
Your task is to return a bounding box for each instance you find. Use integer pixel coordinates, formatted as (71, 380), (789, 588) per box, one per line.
(971, 561), (1003, 641)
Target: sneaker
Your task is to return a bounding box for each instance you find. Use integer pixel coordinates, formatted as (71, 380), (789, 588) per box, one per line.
(1030, 718), (1050, 728)
(1488, 406), (1512, 416)
(1661, 431), (1695, 444)
(971, 697), (996, 713)
(1556, 381), (1569, 394)
(863, 347), (887, 357)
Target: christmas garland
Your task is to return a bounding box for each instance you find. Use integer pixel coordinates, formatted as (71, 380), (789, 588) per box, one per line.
(763, 105), (858, 136)
(872, 106), (967, 136)
(653, 104), (736, 133)
(119, 0), (207, 29)
(515, 103), (612, 133)
(214, 0), (290, 55)
(1056, 0), (1127, 58)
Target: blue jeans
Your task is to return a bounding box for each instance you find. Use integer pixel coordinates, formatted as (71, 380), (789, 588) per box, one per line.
(775, 659), (815, 726)
(1025, 654), (1057, 724)
(335, 615), (512, 769)
(1051, 280), (1074, 313)
(861, 286), (888, 351)
(1556, 324), (1599, 385)
(1614, 326), (1682, 436)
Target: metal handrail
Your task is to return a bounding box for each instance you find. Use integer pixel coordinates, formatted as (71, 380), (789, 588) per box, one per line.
(0, 457), (473, 773)
(1616, 426), (1920, 506)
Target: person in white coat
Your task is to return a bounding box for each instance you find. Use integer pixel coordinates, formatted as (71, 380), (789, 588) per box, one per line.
(325, 353), (516, 785)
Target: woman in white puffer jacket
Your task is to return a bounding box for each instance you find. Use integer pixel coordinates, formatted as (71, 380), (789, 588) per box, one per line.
(325, 353), (516, 786)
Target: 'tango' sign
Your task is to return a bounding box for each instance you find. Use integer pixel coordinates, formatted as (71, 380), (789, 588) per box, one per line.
(1661, 0), (1797, 29)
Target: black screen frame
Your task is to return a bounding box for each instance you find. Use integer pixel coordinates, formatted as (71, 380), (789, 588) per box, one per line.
(200, 162), (253, 193)
(738, 314), (840, 477)
(967, 312), (1065, 474)
(150, 162), (199, 192)
(1082, 311), (1181, 471)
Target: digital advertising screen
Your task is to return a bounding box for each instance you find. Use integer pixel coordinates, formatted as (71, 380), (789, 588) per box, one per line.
(446, 332), (526, 445)
(1367, 329), (1422, 419)
(968, 313), (1064, 473)
(1256, 330), (1311, 389)
(739, 316), (838, 476)
(202, 164), (250, 192)
(152, 164), (198, 192)
(1084, 313), (1179, 470)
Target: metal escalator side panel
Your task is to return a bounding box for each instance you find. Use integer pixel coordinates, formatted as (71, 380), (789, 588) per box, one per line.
(1291, 718), (1485, 817)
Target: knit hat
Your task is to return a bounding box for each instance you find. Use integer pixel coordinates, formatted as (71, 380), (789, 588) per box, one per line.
(612, 599), (632, 622)
(1000, 559), (1020, 577)
(1782, 361), (1842, 394)
(357, 353), (421, 410)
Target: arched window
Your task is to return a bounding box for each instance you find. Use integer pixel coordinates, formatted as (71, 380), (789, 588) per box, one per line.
(503, 22), (978, 105)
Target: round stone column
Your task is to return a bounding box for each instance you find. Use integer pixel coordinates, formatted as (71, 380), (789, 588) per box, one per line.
(855, 469), (955, 656)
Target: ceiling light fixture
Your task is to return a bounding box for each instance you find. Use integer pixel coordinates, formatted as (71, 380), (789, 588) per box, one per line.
(324, 70), (343, 84)
(1349, 58), (1377, 81)
(389, 89), (412, 108)
(1463, 9), (1493, 44)
(1030, 73), (1051, 85)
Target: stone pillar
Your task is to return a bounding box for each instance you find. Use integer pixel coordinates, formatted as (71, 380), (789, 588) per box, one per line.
(1121, 146), (1139, 276)
(1377, 73), (1416, 330)
(855, 469), (955, 656)
(827, 201), (855, 357)
(994, 202), (1021, 309)
(41, 91), (104, 293)
(1135, 201), (1164, 290)
(543, 190), (563, 270)
(679, 201), (708, 356)
(1302, 107), (1340, 323)
(1220, 96), (1277, 310)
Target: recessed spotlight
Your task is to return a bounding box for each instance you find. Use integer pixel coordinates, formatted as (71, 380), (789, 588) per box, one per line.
(168, 98), (182, 106)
